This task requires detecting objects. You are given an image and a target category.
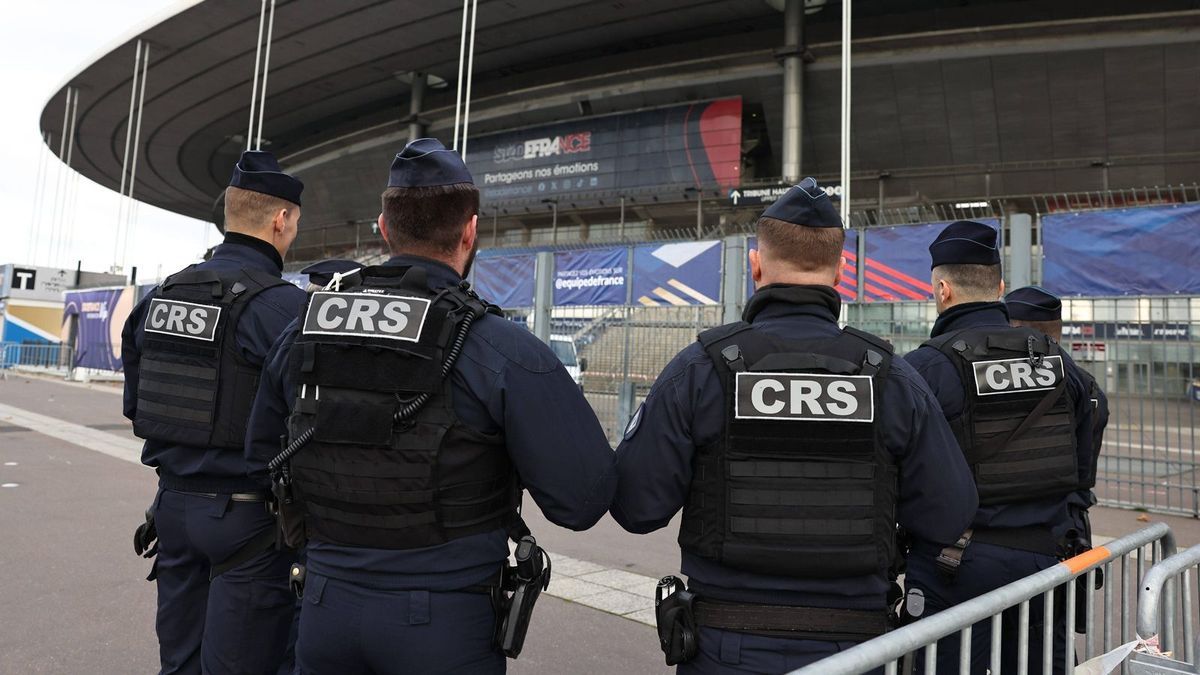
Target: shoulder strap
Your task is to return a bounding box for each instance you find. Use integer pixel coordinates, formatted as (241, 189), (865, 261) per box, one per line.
(698, 321), (753, 349)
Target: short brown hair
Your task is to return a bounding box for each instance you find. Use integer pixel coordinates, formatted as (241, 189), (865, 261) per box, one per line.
(224, 186), (294, 232)
(755, 217), (845, 272)
(1011, 319), (1062, 342)
(934, 263), (1002, 300)
(380, 183), (479, 255)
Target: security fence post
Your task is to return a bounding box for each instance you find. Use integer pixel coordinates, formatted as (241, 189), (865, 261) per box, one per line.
(1009, 213), (1033, 290)
(533, 251), (553, 344)
(722, 234), (745, 324)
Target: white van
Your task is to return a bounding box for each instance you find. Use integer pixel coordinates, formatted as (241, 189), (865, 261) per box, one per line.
(550, 334), (586, 388)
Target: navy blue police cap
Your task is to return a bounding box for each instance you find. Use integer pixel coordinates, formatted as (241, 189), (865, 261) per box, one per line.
(387, 138), (474, 188)
(760, 177), (842, 228)
(229, 150), (303, 206)
(1005, 286), (1062, 322)
(300, 259), (361, 288)
(928, 220), (1000, 268)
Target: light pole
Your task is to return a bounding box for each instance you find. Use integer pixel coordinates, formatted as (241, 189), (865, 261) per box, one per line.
(684, 187), (703, 239)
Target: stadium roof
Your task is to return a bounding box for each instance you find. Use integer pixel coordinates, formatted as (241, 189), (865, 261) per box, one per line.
(41, 0), (1200, 227)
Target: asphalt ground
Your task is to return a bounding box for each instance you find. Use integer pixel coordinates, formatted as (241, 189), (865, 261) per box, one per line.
(2, 373), (1200, 674)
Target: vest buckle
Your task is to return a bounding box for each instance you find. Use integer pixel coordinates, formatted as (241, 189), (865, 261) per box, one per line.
(935, 528), (974, 578)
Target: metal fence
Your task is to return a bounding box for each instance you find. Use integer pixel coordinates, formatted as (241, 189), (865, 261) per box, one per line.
(510, 256), (1200, 517)
(0, 342), (74, 378)
(1132, 542), (1200, 674)
(788, 523), (1179, 675)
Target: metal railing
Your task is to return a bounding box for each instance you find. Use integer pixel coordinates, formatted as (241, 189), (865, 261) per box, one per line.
(0, 342), (74, 379)
(1129, 543), (1200, 673)
(789, 524), (1178, 675)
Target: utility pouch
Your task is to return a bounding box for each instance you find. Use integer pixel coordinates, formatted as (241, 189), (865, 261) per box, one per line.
(270, 474), (307, 550)
(655, 576), (699, 666)
(494, 535), (551, 659)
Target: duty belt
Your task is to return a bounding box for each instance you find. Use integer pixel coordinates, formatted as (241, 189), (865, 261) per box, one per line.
(693, 598), (891, 641)
(937, 526), (1064, 577)
(172, 490), (270, 503)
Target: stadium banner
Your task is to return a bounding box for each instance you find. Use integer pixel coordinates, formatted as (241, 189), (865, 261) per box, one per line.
(1043, 205), (1200, 296)
(474, 254), (536, 308)
(61, 286), (134, 371)
(554, 247), (627, 306)
(633, 241), (722, 306)
(467, 98), (742, 206)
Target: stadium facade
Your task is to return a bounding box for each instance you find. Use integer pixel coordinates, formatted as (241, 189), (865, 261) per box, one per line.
(38, 0), (1200, 262)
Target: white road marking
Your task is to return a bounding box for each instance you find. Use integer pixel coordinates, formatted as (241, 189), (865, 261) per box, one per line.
(546, 553), (657, 626)
(0, 402), (141, 465)
(2, 483), (18, 488)
(4, 462), (17, 466)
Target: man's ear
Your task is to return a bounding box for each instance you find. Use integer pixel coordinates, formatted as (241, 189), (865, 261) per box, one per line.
(377, 213), (389, 246)
(462, 215), (478, 251)
(998, 278), (1006, 300)
(272, 208), (288, 234)
(748, 248), (762, 285)
(833, 256), (844, 287)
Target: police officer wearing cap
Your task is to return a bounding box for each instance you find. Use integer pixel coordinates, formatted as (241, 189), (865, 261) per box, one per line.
(1007, 286), (1110, 563)
(903, 224), (1096, 674)
(122, 151), (306, 674)
(245, 138), (617, 674)
(611, 178), (978, 673)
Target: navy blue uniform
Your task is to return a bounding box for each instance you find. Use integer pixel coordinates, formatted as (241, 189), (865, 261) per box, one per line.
(246, 255), (617, 674)
(611, 287), (978, 673)
(122, 233), (306, 675)
(903, 301), (1094, 675)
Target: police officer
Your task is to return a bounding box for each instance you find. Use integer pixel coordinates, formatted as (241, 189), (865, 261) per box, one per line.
(123, 151), (306, 674)
(1007, 285), (1109, 560)
(244, 138), (617, 674)
(903, 223), (1095, 674)
(610, 178), (978, 673)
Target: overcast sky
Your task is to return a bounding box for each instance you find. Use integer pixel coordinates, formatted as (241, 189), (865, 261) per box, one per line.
(0, 0), (221, 282)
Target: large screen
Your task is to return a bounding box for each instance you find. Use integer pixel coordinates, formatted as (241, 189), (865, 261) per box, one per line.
(466, 98), (742, 207)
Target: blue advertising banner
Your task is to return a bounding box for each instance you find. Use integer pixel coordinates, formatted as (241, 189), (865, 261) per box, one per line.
(467, 98), (743, 207)
(1044, 205), (1200, 296)
(554, 248), (627, 306)
(633, 241), (722, 305)
(474, 254), (536, 308)
(62, 287), (133, 371)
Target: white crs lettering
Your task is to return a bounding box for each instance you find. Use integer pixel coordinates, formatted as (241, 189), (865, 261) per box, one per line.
(973, 356), (1063, 396)
(145, 299), (220, 341)
(303, 292), (429, 342)
(317, 297), (411, 334)
(736, 372), (874, 422)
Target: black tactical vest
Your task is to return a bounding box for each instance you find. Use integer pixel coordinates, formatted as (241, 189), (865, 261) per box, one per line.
(679, 322), (898, 579)
(283, 265), (520, 549)
(923, 326), (1078, 505)
(133, 266), (289, 449)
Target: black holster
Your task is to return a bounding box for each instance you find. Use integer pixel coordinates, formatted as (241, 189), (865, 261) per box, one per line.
(1066, 512), (1103, 633)
(493, 535), (550, 659)
(270, 458), (306, 551)
(290, 563), (306, 599)
(655, 576), (699, 666)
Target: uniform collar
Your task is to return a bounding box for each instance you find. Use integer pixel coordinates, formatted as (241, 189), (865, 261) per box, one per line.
(930, 301), (1009, 338)
(381, 254), (463, 288)
(214, 232), (283, 272)
(743, 284), (841, 324)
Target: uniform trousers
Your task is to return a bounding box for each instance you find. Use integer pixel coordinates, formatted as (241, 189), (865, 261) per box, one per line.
(295, 573), (504, 675)
(152, 489), (296, 675)
(905, 542), (1069, 675)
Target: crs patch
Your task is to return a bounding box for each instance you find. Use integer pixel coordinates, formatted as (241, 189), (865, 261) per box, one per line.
(144, 298), (221, 342)
(734, 372), (874, 423)
(973, 355), (1064, 396)
(302, 291), (430, 342)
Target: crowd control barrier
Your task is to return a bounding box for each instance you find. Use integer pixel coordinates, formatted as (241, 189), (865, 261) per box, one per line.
(789, 523), (1177, 675)
(1126, 542), (1200, 674)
